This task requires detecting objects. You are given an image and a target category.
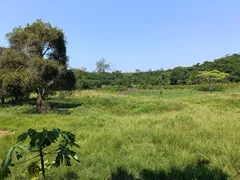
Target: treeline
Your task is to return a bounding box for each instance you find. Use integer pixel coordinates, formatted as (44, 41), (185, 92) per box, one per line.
(73, 54), (240, 90)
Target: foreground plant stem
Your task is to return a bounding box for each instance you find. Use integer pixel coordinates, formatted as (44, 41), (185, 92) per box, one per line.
(39, 148), (45, 178)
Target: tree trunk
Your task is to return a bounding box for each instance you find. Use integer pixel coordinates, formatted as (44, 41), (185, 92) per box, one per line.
(1, 96), (4, 104)
(36, 89), (50, 113)
(36, 90), (43, 113)
(0, 84), (4, 104)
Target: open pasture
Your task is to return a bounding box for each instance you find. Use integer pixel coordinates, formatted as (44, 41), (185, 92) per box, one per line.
(0, 88), (240, 179)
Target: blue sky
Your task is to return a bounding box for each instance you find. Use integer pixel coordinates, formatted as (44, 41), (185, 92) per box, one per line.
(1, 0), (240, 72)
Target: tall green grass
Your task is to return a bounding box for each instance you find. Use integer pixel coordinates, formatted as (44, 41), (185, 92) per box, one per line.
(0, 88), (240, 179)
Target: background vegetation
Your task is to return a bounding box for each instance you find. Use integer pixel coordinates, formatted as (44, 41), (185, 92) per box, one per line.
(72, 54), (240, 90)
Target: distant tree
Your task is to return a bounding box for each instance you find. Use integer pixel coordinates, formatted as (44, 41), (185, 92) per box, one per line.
(160, 70), (171, 85)
(95, 58), (111, 73)
(170, 66), (190, 85)
(117, 73), (133, 87)
(196, 70), (229, 91)
(135, 69), (141, 73)
(193, 63), (200, 67)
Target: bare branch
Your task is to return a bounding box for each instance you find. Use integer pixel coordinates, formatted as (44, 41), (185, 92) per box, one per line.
(42, 46), (50, 57)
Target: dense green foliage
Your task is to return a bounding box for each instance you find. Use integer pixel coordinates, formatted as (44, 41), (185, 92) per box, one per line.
(6, 19), (68, 65)
(0, 49), (30, 102)
(73, 54), (240, 90)
(0, 88), (240, 179)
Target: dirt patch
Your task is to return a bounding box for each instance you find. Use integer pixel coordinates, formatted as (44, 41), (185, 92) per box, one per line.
(0, 130), (15, 136)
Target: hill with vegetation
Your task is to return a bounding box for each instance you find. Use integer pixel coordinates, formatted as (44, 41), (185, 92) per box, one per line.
(73, 54), (240, 90)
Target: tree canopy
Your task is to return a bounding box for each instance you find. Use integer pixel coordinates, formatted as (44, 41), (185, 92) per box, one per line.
(170, 66), (190, 85)
(6, 19), (68, 65)
(196, 70), (229, 91)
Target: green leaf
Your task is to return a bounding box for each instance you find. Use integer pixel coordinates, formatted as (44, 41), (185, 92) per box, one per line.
(17, 132), (29, 142)
(0, 147), (16, 179)
(60, 131), (79, 148)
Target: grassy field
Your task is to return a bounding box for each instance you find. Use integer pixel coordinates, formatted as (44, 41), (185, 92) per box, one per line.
(0, 87), (240, 179)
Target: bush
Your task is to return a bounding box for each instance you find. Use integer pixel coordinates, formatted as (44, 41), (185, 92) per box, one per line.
(83, 80), (102, 89)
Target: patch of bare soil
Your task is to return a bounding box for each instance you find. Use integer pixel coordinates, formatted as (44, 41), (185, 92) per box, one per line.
(0, 130), (15, 136)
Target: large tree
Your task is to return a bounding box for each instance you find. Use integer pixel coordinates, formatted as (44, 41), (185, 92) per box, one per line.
(1, 20), (75, 112)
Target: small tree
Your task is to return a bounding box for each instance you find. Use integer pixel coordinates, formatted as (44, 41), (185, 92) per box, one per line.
(0, 128), (79, 179)
(196, 70), (229, 91)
